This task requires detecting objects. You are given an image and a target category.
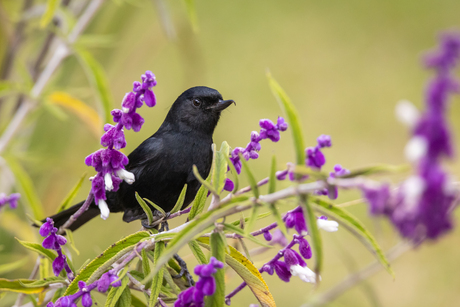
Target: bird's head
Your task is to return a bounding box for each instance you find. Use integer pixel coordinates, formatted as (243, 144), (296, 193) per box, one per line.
(164, 86), (235, 135)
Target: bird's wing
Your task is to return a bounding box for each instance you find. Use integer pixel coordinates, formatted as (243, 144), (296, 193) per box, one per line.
(126, 136), (164, 171)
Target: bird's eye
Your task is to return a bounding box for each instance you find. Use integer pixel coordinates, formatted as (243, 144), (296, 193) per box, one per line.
(192, 99), (201, 107)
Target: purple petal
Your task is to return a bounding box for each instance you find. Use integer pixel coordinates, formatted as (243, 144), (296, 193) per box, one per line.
(97, 272), (110, 293)
(223, 178), (234, 192)
(42, 235), (57, 250)
(144, 89), (156, 107)
(52, 255), (66, 276)
(263, 231), (272, 241)
(131, 113), (145, 132)
(299, 238), (312, 259)
(39, 220), (53, 237)
(82, 293), (92, 307)
(273, 260), (291, 282)
(283, 249), (300, 267)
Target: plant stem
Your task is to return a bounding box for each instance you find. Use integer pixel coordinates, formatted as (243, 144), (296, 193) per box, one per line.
(58, 191), (94, 234)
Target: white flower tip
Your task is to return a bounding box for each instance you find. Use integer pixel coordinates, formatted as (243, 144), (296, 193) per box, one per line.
(317, 219), (339, 232)
(122, 107), (130, 113)
(402, 175), (426, 211)
(104, 173), (114, 191)
(404, 136), (428, 163)
(98, 199), (110, 220)
(290, 265), (319, 283)
(117, 169), (135, 185)
(395, 100), (420, 127)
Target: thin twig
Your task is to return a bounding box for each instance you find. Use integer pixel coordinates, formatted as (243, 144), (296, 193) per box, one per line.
(0, 0), (104, 155)
(58, 191), (94, 234)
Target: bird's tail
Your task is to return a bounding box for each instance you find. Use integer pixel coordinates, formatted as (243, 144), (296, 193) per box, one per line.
(40, 201), (101, 232)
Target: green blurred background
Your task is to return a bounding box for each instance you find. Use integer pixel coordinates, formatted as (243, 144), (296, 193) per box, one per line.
(1, 0), (460, 306)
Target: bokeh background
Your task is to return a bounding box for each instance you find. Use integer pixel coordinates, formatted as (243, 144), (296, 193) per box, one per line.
(1, 0), (460, 306)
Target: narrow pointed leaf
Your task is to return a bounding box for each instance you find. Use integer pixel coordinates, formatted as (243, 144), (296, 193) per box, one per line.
(135, 192), (155, 225)
(267, 72), (305, 166)
(40, 0), (60, 28)
(223, 223), (272, 248)
(230, 211), (272, 226)
(299, 195), (322, 282)
(105, 275), (129, 307)
(56, 172), (87, 213)
(245, 205), (259, 236)
(189, 183), (208, 220)
(183, 0), (199, 32)
(205, 232), (226, 307)
(170, 184), (187, 214)
(311, 197), (394, 277)
(342, 164), (410, 179)
(143, 197), (166, 217)
(188, 240), (207, 265)
(5, 156), (44, 219)
(268, 155), (277, 194)
(65, 229), (80, 255)
(114, 286), (132, 307)
(148, 241), (165, 306)
(141, 249), (151, 288)
(19, 277), (65, 288)
(16, 239), (56, 261)
(76, 49), (113, 123)
(193, 165), (217, 195)
(0, 258), (29, 275)
(0, 279), (46, 294)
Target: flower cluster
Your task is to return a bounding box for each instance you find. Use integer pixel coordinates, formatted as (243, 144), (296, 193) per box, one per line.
(229, 117), (287, 173)
(0, 192), (20, 210)
(85, 71), (157, 219)
(306, 134), (331, 170)
(174, 257), (224, 307)
(260, 234), (317, 283)
(46, 271), (122, 307)
(282, 206), (339, 235)
(40, 218), (74, 279)
(362, 33), (460, 243)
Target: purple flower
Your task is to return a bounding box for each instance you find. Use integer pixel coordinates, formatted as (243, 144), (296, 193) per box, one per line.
(306, 146), (326, 169)
(175, 257), (224, 307)
(298, 237), (312, 259)
(263, 231), (272, 241)
(317, 134), (332, 148)
(223, 178), (234, 192)
(283, 206), (307, 235)
(273, 260), (291, 282)
(0, 193), (20, 210)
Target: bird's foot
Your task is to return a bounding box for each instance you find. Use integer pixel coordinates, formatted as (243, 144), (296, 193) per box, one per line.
(141, 211), (171, 229)
(172, 253), (195, 287)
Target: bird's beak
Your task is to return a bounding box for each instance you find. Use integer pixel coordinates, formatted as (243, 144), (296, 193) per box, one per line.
(208, 99), (236, 111)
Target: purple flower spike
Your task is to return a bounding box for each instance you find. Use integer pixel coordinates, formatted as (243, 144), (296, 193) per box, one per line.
(39, 218), (54, 237)
(317, 134), (332, 148)
(81, 293), (92, 307)
(306, 146), (326, 169)
(276, 117), (288, 131)
(299, 238), (312, 259)
(273, 260), (291, 282)
(223, 178), (234, 192)
(283, 249), (300, 267)
(0, 193), (21, 211)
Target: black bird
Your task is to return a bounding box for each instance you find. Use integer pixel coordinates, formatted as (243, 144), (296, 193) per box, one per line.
(48, 86), (234, 231)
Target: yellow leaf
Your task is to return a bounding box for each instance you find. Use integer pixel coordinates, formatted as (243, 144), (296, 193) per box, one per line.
(48, 92), (102, 138)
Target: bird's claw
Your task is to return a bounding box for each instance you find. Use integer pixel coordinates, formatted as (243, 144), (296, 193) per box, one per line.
(172, 254), (195, 286)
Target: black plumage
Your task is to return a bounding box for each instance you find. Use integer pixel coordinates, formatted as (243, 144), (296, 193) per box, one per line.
(47, 86), (234, 231)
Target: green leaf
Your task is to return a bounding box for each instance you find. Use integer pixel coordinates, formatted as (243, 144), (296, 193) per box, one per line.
(183, 0), (199, 32)
(162, 268), (180, 294)
(56, 173), (87, 213)
(135, 192), (155, 225)
(311, 197), (394, 277)
(189, 183), (208, 220)
(148, 241), (165, 306)
(0, 279), (46, 294)
(193, 165), (217, 195)
(76, 48), (113, 123)
(222, 223), (272, 248)
(19, 277), (65, 288)
(16, 239), (56, 261)
(65, 231), (150, 295)
(299, 195), (322, 281)
(4, 156), (44, 219)
(170, 184), (187, 214)
(105, 276), (129, 307)
(212, 141), (230, 193)
(245, 205), (259, 236)
(131, 294), (147, 307)
(114, 286), (132, 307)
(143, 197), (166, 217)
(267, 72), (305, 166)
(197, 238), (276, 307)
(141, 249), (151, 288)
(225, 155), (239, 193)
(268, 155), (277, 194)
(239, 154), (259, 198)
(205, 232), (226, 307)
(188, 240), (207, 265)
(40, 0), (60, 28)
(342, 164), (410, 179)
(0, 257), (29, 275)
(65, 229), (80, 255)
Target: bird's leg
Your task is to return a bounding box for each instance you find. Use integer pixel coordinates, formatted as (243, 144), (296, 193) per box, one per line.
(141, 210), (169, 229)
(172, 253), (195, 286)
(158, 212), (171, 232)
